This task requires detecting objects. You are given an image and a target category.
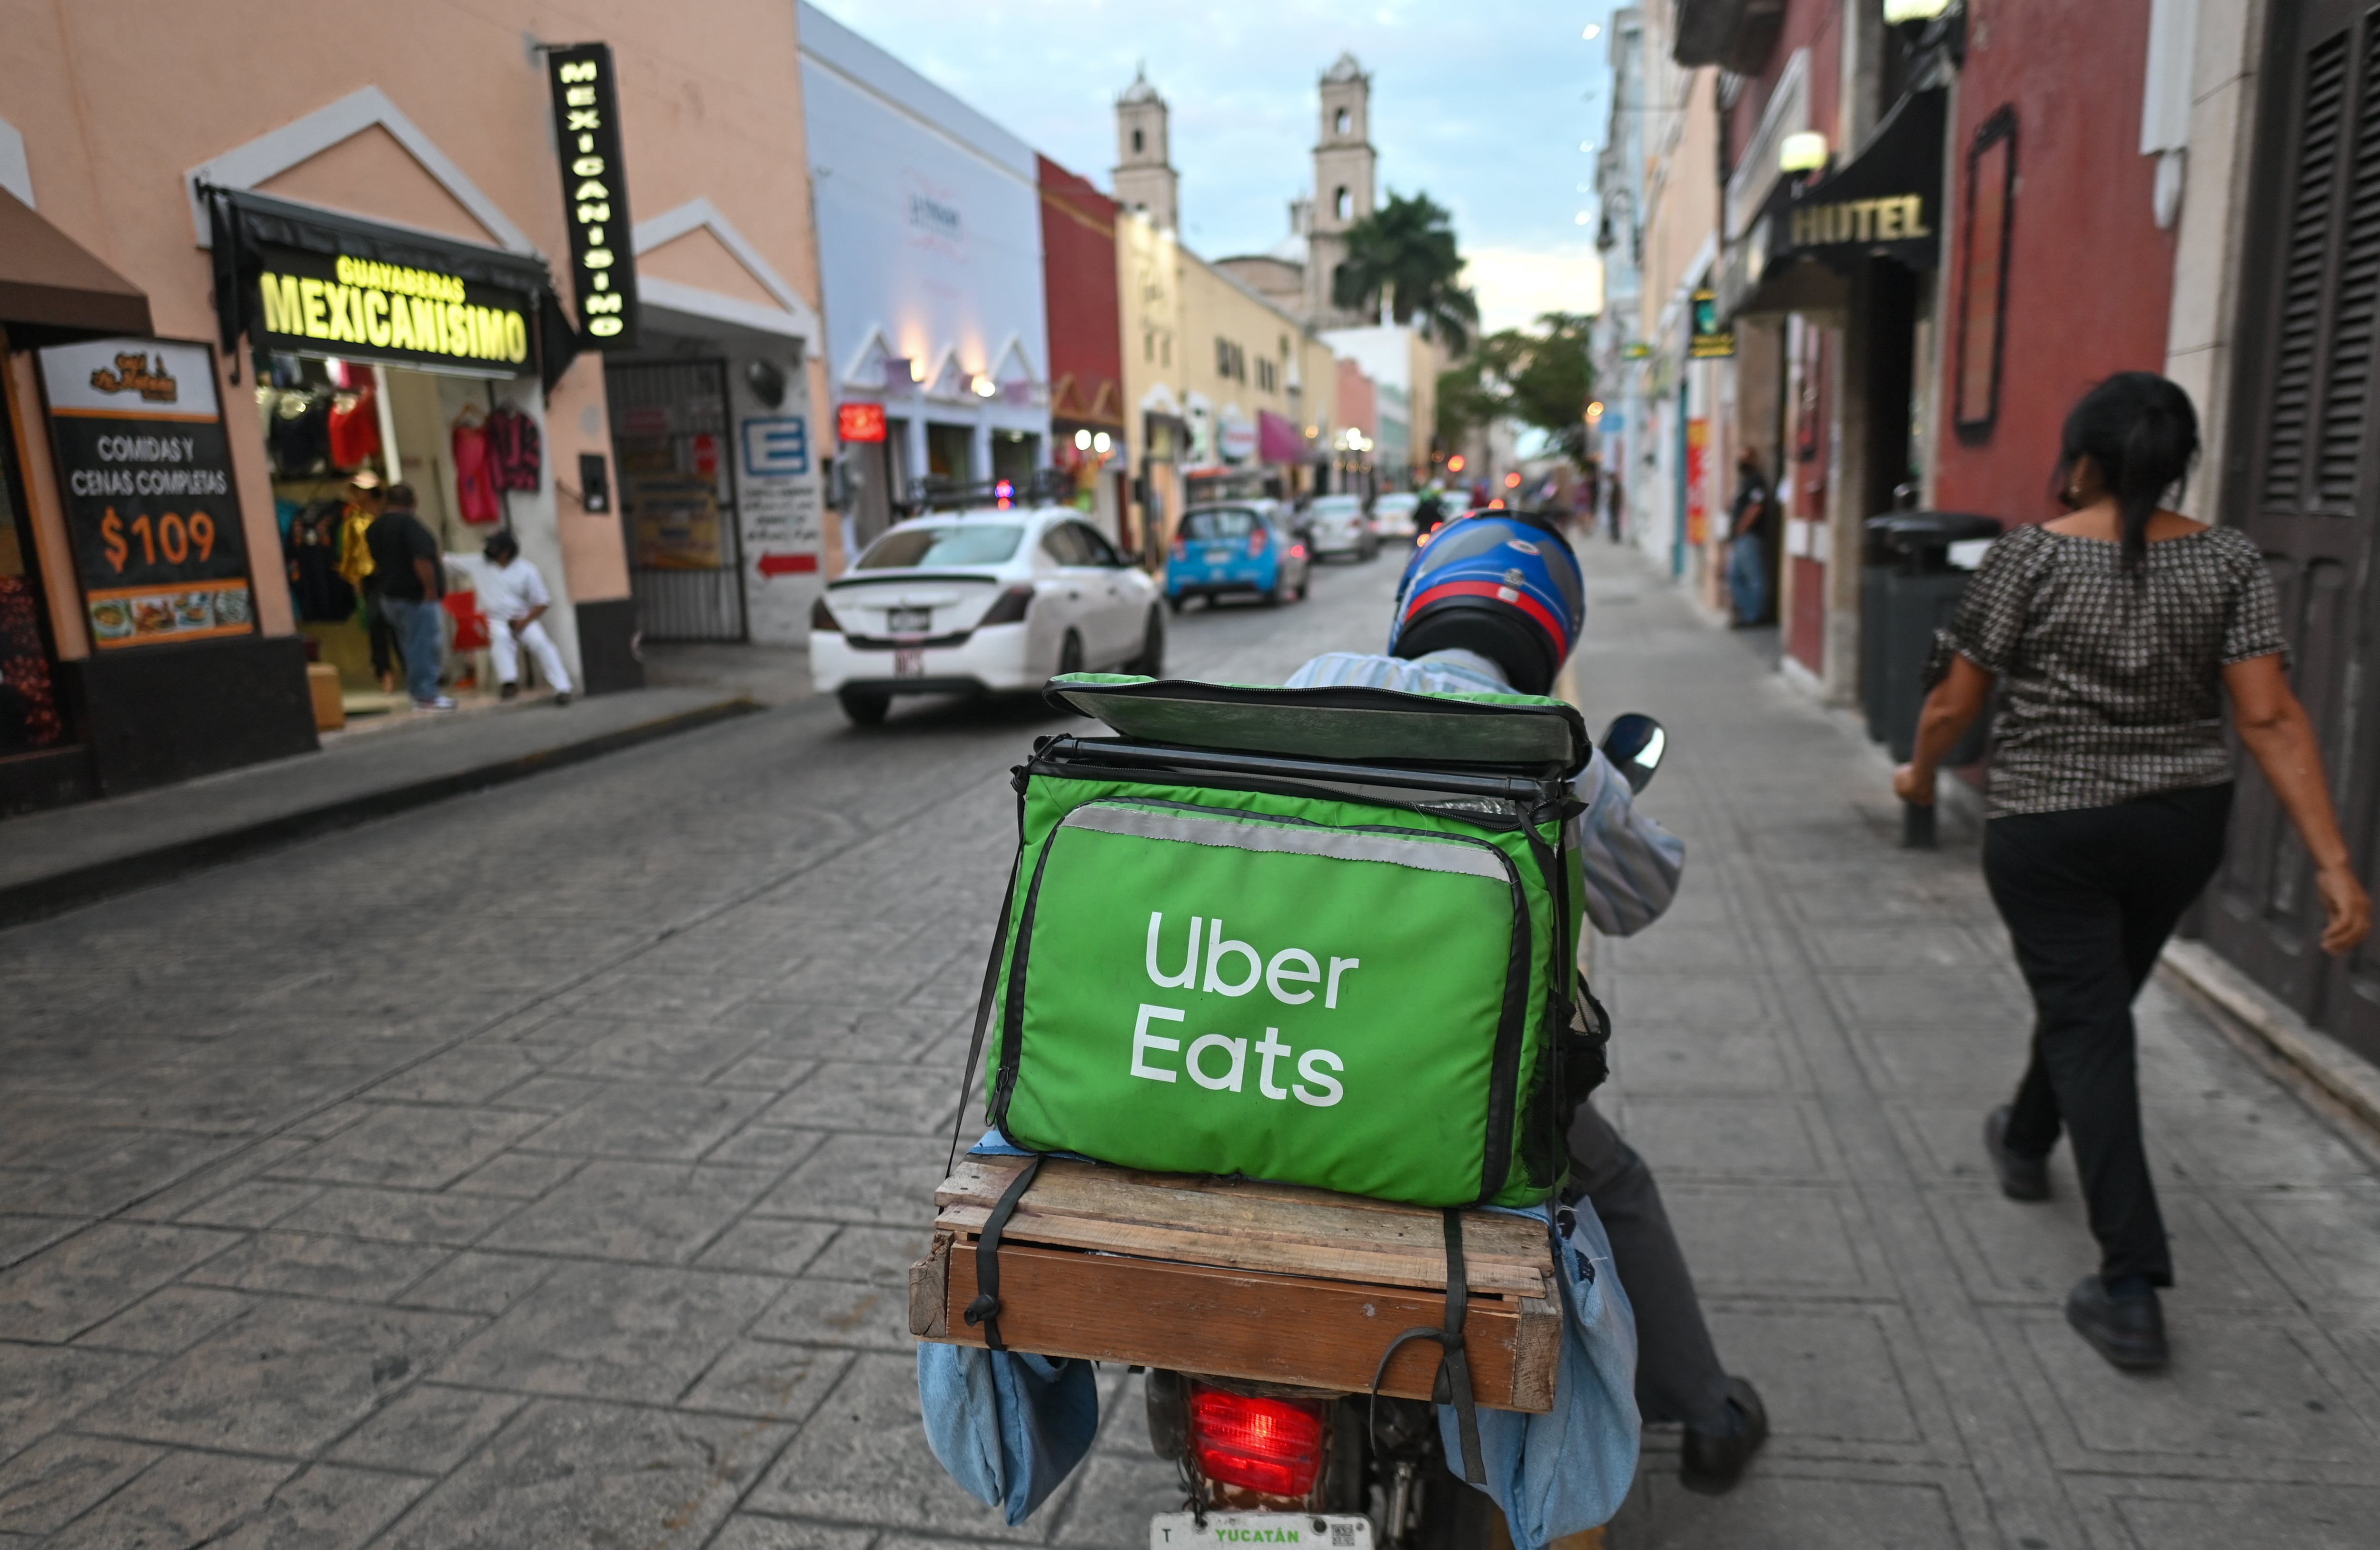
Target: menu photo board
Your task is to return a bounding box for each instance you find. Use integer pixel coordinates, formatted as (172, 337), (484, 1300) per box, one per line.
(37, 338), (258, 650)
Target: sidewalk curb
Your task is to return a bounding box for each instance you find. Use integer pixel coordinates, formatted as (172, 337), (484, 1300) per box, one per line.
(0, 696), (762, 931)
(2160, 938), (2380, 1144)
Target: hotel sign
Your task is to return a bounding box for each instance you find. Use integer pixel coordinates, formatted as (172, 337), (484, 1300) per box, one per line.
(1768, 88), (1945, 274)
(546, 43), (641, 349)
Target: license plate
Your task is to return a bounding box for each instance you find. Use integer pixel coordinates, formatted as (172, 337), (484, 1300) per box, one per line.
(1205, 546), (1234, 564)
(1150, 1512), (1372, 1548)
(888, 607), (932, 632)
(893, 648), (924, 678)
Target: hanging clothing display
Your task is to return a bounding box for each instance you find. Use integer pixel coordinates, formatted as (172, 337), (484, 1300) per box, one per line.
(484, 405), (543, 491)
(337, 504), (378, 594)
(268, 390), (331, 477)
(283, 501), (357, 623)
(451, 415), (503, 525)
(327, 384), (382, 471)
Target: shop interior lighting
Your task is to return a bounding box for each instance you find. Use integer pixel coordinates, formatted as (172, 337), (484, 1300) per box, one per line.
(1074, 428), (1093, 450)
(1882, 0), (1950, 21)
(1092, 431), (1111, 454)
(1779, 131), (1829, 173)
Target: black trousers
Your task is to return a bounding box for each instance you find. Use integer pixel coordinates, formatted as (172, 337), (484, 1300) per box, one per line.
(1984, 783), (2232, 1287)
(1566, 1101), (1732, 1431)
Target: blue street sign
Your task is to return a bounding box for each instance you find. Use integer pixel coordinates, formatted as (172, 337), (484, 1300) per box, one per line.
(742, 416), (810, 477)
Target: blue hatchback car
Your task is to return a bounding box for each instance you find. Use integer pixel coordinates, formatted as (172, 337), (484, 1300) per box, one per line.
(1166, 502), (1311, 611)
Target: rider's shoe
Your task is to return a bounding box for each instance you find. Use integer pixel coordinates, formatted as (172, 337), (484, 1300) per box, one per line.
(1680, 1376), (1768, 1495)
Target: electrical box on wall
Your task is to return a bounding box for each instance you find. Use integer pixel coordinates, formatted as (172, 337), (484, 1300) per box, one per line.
(578, 453), (611, 513)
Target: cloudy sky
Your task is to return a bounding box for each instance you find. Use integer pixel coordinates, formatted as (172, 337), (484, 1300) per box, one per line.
(809, 0), (1620, 335)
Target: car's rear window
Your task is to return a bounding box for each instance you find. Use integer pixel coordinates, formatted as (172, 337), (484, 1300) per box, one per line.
(1181, 509), (1258, 540)
(856, 524), (1023, 569)
(1309, 497), (1363, 516)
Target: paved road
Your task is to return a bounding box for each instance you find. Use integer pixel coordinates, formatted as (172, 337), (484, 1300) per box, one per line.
(5, 539), (2377, 1549)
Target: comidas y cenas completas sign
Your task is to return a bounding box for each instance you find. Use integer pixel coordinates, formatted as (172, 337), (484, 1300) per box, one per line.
(36, 338), (257, 650)
(546, 42), (640, 349)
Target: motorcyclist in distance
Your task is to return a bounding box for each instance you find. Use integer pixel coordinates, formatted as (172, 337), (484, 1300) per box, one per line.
(1283, 507), (1771, 1495)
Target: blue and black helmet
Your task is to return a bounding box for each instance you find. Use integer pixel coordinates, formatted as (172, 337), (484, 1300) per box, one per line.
(1388, 510), (1585, 696)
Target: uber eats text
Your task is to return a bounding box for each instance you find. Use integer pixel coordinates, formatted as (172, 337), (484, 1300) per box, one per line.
(1128, 913), (1354, 1107)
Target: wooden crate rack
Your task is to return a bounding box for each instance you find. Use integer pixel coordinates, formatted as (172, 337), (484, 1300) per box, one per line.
(909, 1155), (1560, 1413)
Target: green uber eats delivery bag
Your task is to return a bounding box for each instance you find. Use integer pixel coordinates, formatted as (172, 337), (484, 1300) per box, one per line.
(960, 674), (1604, 1211)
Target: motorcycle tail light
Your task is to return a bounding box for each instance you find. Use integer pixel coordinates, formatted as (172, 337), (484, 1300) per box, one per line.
(1188, 1386), (1325, 1499)
(1290, 544), (1307, 559)
(978, 585), (1035, 626)
(1248, 527), (1269, 557)
(810, 596), (841, 633)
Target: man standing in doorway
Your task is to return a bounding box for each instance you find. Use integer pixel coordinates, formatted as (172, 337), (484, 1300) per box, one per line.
(366, 484), (454, 712)
(1727, 452), (1773, 626)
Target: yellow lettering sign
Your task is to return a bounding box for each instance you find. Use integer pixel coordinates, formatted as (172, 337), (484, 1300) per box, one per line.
(558, 60), (597, 82)
(299, 278), (328, 338)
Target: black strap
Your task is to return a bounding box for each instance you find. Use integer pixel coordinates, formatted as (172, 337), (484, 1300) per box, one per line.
(947, 791), (1028, 1177)
(1369, 1209), (1486, 1485)
(963, 1152), (1045, 1352)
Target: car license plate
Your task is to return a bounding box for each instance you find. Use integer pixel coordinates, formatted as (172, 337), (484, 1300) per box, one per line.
(1150, 1512), (1372, 1548)
(1205, 546), (1234, 564)
(888, 607), (932, 633)
(893, 647), (924, 679)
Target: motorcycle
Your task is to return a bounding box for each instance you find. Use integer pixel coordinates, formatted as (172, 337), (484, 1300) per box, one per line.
(1142, 715), (1668, 1550)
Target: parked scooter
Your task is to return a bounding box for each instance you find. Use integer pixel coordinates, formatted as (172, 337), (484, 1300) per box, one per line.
(1143, 716), (1668, 1549)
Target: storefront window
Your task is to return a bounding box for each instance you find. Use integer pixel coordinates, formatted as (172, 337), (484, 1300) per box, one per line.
(0, 378), (69, 758)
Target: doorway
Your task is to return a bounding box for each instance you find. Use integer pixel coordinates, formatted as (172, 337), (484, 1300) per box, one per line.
(607, 359), (746, 643)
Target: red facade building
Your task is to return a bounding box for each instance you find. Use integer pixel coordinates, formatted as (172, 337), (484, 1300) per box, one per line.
(1037, 155), (1129, 541)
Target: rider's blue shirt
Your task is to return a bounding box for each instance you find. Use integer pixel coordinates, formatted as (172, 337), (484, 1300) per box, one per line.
(1283, 649), (1686, 937)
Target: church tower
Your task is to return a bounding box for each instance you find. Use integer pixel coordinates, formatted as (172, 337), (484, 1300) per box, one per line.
(1306, 53), (1377, 327)
(1112, 68), (1179, 231)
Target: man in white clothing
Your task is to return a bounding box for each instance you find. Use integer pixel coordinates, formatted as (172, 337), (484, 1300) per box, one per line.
(453, 531), (573, 704)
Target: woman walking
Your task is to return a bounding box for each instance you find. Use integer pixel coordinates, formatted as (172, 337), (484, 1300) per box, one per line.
(1894, 372), (2369, 1371)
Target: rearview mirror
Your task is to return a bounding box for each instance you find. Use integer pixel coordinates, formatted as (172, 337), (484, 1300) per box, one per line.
(1600, 713), (1666, 794)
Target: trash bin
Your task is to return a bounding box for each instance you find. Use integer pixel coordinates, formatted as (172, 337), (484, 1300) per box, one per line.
(1861, 512), (2002, 763)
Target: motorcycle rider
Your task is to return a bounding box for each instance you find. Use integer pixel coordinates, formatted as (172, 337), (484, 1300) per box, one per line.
(1284, 508), (1771, 1495)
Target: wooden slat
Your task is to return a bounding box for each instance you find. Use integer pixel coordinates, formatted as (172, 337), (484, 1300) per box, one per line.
(912, 1233), (1559, 1412)
(934, 1157), (1552, 1296)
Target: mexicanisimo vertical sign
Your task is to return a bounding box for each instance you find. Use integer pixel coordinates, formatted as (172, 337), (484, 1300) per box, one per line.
(546, 42), (640, 350)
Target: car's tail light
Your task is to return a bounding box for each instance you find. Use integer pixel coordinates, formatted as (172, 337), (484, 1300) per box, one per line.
(978, 585), (1035, 626)
(1188, 1386), (1324, 1499)
(810, 596), (841, 633)
(1247, 527), (1269, 557)
(1289, 544), (1307, 559)
(1172, 537), (1188, 561)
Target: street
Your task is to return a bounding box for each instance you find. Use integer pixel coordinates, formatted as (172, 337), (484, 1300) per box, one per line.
(4, 541), (2374, 1548)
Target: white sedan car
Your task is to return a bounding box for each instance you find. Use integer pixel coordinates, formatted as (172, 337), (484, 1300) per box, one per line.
(1370, 491), (1420, 537)
(811, 507), (1163, 725)
(1301, 493), (1379, 561)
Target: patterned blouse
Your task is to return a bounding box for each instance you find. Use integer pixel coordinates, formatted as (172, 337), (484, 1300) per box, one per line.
(1938, 523), (2285, 818)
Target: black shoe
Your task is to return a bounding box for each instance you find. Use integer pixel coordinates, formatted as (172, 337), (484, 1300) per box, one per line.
(553, 691), (572, 706)
(499, 682), (519, 700)
(1680, 1376), (1768, 1495)
(1984, 1105), (2050, 1202)
(2065, 1274), (2167, 1371)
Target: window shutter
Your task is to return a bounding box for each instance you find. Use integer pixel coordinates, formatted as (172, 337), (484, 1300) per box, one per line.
(2265, 32), (2350, 508)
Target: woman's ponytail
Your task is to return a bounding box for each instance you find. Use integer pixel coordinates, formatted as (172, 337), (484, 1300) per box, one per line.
(2055, 373), (2201, 575)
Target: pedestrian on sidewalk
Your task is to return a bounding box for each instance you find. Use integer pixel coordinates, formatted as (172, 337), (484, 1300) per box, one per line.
(1894, 372), (2370, 1371)
(1290, 508), (1770, 1494)
(449, 531), (572, 705)
(365, 483), (455, 712)
(1726, 451), (1772, 626)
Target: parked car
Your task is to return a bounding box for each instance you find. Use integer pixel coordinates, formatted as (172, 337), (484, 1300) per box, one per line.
(1369, 491), (1420, 538)
(812, 507), (1162, 725)
(1301, 493), (1379, 561)
(1166, 502), (1311, 609)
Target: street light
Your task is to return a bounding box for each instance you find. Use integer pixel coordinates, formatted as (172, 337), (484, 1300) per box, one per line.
(1779, 131), (1828, 173)
(1882, 0), (1950, 20)
(1581, 22), (1601, 39)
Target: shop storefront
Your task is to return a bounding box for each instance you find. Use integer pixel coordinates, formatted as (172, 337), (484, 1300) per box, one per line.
(201, 187), (584, 713)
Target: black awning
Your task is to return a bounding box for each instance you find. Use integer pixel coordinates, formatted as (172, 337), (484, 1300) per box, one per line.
(1767, 87), (1946, 275)
(0, 185), (153, 341)
(202, 186), (559, 379)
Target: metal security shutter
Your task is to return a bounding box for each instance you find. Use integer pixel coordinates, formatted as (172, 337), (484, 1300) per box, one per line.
(2209, 0), (2380, 1063)
(607, 359), (747, 643)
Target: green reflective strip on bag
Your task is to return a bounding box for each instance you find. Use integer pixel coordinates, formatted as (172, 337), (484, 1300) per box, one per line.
(983, 768), (1574, 1209)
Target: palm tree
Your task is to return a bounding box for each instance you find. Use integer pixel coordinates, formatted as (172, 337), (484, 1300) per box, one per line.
(1331, 191), (1481, 354)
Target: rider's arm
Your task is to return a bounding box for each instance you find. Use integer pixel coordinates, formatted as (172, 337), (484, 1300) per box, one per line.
(1571, 746), (1685, 937)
